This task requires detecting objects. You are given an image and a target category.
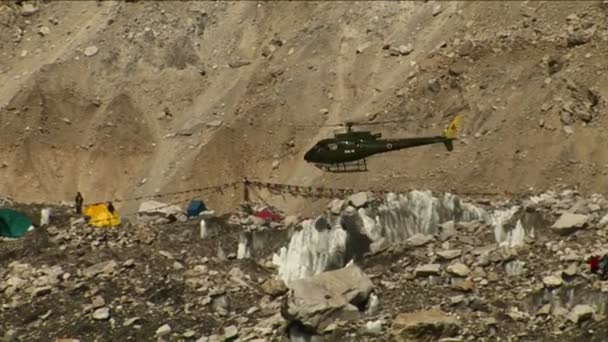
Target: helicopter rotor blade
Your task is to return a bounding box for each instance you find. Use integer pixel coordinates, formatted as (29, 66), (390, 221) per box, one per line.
(289, 117), (408, 128)
(287, 122), (347, 128)
(354, 118), (409, 126)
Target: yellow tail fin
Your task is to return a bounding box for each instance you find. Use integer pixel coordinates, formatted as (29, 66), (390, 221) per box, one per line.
(443, 115), (461, 140)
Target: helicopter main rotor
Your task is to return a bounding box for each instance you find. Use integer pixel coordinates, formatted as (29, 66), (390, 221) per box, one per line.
(292, 117), (408, 130)
(343, 121), (355, 133)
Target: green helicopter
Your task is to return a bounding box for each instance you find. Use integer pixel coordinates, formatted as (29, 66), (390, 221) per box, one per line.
(303, 115), (461, 172)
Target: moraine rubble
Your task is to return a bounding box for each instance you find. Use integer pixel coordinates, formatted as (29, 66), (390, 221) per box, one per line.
(2, 189), (608, 341)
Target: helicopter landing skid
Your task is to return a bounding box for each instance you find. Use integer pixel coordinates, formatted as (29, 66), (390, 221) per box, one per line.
(313, 159), (368, 173)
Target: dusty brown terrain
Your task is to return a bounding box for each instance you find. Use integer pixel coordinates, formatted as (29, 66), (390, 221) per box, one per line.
(2, 1), (608, 214)
(5, 2), (608, 341)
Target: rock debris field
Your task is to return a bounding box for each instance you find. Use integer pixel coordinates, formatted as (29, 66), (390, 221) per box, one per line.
(2, 188), (608, 341)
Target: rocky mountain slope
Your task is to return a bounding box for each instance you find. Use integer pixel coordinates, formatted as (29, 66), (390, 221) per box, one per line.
(2, 1), (608, 213)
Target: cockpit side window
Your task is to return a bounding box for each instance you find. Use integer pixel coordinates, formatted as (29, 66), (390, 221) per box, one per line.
(327, 143), (338, 151)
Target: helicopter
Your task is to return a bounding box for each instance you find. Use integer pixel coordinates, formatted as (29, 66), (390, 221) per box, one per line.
(303, 115), (461, 172)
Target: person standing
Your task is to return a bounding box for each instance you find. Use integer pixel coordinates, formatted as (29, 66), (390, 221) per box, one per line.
(75, 192), (83, 214)
(600, 255), (608, 280)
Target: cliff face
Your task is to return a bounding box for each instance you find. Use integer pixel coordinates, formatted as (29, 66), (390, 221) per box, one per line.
(2, 1), (608, 212)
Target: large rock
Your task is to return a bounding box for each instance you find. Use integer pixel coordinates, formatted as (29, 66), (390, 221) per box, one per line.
(84, 46), (99, 57)
(407, 234), (434, 247)
(414, 264), (441, 277)
(283, 263), (374, 332)
(542, 274), (563, 288)
(20, 3), (39, 17)
(447, 263), (470, 277)
(83, 260), (117, 278)
(92, 307), (110, 320)
(329, 199), (345, 215)
(567, 305), (595, 324)
(390, 309), (460, 341)
(567, 28), (594, 47)
(138, 200), (187, 222)
(261, 278), (288, 298)
(551, 213), (588, 233)
(437, 249), (462, 260)
(348, 192), (369, 208)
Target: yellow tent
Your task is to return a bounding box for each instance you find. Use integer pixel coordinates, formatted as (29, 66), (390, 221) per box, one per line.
(83, 203), (120, 228)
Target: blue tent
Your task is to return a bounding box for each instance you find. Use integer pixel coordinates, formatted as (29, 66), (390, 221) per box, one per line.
(186, 200), (207, 218)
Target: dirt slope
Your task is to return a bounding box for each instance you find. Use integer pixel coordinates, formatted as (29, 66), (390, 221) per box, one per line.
(2, 1), (608, 213)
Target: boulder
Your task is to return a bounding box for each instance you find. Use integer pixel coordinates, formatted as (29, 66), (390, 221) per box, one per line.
(261, 278), (288, 298)
(447, 263), (470, 277)
(414, 264), (441, 277)
(329, 199), (345, 215)
(92, 307), (110, 320)
(398, 44), (414, 56)
(451, 279), (474, 292)
(551, 213), (588, 234)
(283, 263), (374, 332)
(542, 275), (563, 288)
(348, 192), (369, 208)
(20, 3), (39, 17)
(567, 305), (595, 324)
(437, 249), (462, 260)
(84, 46), (99, 57)
(407, 234), (434, 247)
(83, 260), (117, 278)
(390, 309), (460, 341)
(224, 325), (239, 340)
(156, 324), (172, 337)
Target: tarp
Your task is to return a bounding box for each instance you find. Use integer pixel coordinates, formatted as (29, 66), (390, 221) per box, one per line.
(138, 200), (183, 216)
(83, 203), (120, 228)
(186, 200), (207, 218)
(254, 208), (283, 223)
(0, 209), (33, 238)
(138, 200), (187, 222)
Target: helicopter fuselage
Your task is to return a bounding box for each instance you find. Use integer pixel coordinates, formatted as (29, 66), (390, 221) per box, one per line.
(303, 115), (460, 171)
(303, 135), (450, 164)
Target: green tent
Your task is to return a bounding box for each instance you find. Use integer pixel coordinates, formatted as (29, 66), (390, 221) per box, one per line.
(0, 209), (33, 238)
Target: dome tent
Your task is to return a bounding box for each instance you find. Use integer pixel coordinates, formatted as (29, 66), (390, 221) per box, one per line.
(83, 203), (120, 228)
(0, 208), (34, 238)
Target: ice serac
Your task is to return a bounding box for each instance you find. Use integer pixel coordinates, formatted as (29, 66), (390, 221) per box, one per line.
(273, 217), (348, 285)
(370, 191), (487, 244)
(274, 190), (487, 284)
(491, 205), (542, 248)
(492, 206), (526, 248)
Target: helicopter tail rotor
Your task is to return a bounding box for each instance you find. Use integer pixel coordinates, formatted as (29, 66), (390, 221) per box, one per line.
(443, 115), (461, 140)
(442, 115), (461, 151)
